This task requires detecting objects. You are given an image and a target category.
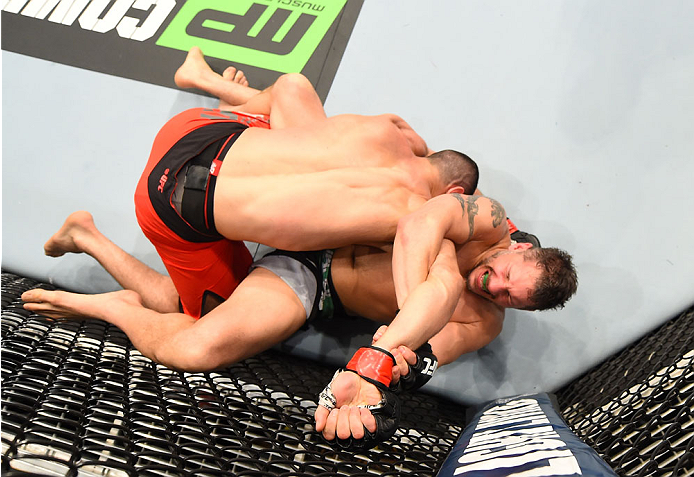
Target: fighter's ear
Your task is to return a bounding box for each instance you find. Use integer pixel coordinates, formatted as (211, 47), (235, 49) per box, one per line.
(446, 185), (466, 195)
(509, 241), (533, 251)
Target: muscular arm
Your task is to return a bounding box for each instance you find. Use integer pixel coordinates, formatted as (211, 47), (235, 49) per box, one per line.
(315, 239), (463, 440)
(371, 282), (505, 369)
(317, 197), (507, 442)
(429, 312), (504, 365)
(392, 194), (507, 307)
(372, 239), (463, 353)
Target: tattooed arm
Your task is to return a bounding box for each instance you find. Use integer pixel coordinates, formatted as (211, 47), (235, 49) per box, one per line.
(392, 194), (507, 307)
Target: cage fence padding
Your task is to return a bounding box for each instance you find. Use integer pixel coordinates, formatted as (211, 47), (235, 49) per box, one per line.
(1, 272), (465, 477)
(556, 306), (694, 476)
(436, 393), (617, 476)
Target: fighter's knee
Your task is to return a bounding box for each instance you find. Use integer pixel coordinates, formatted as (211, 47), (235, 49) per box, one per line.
(274, 73), (314, 97)
(176, 339), (245, 372)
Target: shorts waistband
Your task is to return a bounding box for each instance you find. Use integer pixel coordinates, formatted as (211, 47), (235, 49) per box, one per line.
(174, 133), (238, 237)
(147, 120), (247, 244)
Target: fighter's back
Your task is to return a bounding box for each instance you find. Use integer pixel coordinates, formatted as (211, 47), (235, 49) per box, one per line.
(224, 112), (429, 177)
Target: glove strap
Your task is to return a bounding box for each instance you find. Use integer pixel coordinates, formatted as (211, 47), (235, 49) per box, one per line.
(346, 346), (395, 387)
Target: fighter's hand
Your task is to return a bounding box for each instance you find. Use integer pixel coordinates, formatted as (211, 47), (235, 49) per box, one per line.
(371, 324), (387, 343)
(315, 347), (402, 449)
(314, 370), (380, 440)
(393, 343), (439, 393)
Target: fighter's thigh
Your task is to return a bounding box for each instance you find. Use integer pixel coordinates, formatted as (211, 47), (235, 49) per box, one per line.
(192, 267), (307, 363)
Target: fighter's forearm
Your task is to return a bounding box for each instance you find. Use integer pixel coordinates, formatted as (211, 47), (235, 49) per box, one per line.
(428, 322), (498, 366)
(392, 196), (464, 307)
(377, 240), (463, 352)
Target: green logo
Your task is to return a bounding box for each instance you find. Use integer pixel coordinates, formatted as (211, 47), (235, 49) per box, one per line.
(156, 0), (347, 73)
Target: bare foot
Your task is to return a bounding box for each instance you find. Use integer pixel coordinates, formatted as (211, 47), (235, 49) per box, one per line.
(44, 211), (99, 257)
(21, 288), (143, 321)
(175, 46), (258, 109)
(174, 46), (212, 89)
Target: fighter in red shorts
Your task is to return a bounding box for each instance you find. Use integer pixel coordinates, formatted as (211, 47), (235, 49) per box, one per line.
(134, 108), (269, 318)
(131, 47), (481, 321)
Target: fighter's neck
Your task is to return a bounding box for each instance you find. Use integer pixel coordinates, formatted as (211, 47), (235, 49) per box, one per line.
(419, 161), (448, 197)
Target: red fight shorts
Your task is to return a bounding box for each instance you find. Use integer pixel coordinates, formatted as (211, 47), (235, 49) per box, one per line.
(134, 108), (270, 318)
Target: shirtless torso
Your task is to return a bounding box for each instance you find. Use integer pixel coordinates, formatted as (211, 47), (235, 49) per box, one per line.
(222, 113), (428, 175)
(134, 108), (442, 316)
(213, 112), (437, 251)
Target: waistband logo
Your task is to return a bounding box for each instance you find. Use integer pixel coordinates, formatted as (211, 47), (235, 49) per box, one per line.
(158, 168), (171, 193)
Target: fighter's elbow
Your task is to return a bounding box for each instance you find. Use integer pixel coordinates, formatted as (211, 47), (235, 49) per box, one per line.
(396, 210), (438, 244)
(445, 271), (465, 303)
(430, 262), (464, 305)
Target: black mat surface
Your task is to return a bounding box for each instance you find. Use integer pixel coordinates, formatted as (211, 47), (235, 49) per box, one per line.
(1, 0), (364, 102)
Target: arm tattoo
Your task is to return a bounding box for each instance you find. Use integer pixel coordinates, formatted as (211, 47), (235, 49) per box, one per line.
(490, 199), (505, 228)
(452, 194), (479, 241)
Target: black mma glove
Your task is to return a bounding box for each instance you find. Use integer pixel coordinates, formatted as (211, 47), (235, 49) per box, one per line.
(392, 342), (438, 394)
(317, 346), (401, 450)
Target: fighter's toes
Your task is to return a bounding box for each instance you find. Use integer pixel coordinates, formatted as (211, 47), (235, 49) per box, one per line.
(21, 289), (49, 303)
(222, 66), (248, 86)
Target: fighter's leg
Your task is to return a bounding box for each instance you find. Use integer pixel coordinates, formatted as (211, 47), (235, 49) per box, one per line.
(175, 46), (260, 108)
(44, 211), (179, 313)
(247, 73), (327, 128)
(21, 267), (307, 372)
(174, 47), (326, 128)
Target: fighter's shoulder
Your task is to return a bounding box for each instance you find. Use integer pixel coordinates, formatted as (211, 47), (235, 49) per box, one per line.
(450, 194), (509, 241)
(450, 194), (505, 218)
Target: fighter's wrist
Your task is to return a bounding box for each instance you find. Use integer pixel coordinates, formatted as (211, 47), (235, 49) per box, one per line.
(346, 346), (395, 388)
